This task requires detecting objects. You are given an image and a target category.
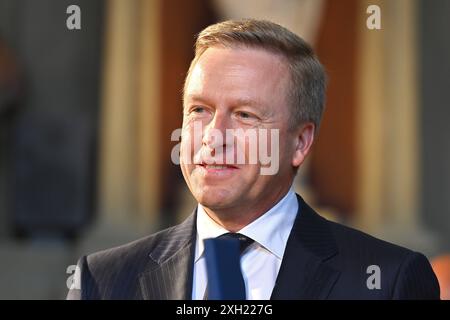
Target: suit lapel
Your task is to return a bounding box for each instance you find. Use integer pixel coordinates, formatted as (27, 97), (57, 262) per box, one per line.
(271, 195), (341, 299)
(139, 212), (197, 300)
(138, 195), (340, 300)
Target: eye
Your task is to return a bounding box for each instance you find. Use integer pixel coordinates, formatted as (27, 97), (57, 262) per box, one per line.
(236, 111), (254, 119)
(192, 106), (205, 113)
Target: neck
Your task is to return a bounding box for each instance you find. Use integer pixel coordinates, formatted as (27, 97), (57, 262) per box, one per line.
(202, 185), (292, 232)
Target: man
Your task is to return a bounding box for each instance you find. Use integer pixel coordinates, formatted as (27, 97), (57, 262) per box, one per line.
(67, 19), (439, 300)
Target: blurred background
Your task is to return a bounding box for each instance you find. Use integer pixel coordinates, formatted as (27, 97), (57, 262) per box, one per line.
(0, 0), (449, 299)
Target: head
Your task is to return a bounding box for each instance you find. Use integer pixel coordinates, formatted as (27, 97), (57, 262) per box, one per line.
(180, 19), (326, 228)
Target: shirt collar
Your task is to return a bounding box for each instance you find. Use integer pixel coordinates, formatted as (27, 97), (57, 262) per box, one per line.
(194, 187), (298, 262)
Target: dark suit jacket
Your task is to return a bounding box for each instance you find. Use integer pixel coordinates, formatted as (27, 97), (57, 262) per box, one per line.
(67, 195), (440, 299)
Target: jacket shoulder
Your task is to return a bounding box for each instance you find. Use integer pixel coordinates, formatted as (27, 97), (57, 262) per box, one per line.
(72, 225), (179, 299)
(86, 225), (175, 270)
(322, 217), (439, 299)
(326, 219), (414, 258)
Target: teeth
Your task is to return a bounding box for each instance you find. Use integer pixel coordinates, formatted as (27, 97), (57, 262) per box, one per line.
(205, 165), (227, 169)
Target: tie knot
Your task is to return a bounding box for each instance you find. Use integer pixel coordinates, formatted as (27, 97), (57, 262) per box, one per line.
(218, 233), (254, 254)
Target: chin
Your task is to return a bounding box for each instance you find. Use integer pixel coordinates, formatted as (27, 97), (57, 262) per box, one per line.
(196, 188), (237, 209)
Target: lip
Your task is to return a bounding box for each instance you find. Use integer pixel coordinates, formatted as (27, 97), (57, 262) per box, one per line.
(195, 163), (239, 177)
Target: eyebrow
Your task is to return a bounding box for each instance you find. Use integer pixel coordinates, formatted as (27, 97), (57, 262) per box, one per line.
(184, 94), (212, 105)
(185, 94), (261, 108)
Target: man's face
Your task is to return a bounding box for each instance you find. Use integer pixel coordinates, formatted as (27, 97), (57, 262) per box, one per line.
(181, 47), (302, 216)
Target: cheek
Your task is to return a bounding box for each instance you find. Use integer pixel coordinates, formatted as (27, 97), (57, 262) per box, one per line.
(179, 138), (190, 168)
(232, 131), (262, 165)
(180, 123), (202, 163)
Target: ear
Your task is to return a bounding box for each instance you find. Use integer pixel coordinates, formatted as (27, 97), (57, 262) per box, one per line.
(292, 122), (315, 168)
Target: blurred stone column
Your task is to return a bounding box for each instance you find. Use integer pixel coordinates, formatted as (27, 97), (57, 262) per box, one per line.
(90, 0), (160, 249)
(98, 0), (139, 227)
(420, 0), (450, 253)
(356, 0), (439, 254)
(355, 0), (388, 233)
(135, 0), (161, 230)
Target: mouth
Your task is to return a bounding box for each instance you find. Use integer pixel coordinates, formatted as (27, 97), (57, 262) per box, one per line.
(195, 162), (239, 176)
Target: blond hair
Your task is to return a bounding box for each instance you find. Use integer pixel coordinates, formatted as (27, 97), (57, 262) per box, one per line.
(183, 19), (327, 130)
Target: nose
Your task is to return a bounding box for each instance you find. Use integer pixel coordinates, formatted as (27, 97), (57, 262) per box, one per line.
(202, 111), (230, 149)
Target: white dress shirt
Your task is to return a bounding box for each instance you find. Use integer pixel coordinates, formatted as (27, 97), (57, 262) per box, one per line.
(192, 187), (299, 300)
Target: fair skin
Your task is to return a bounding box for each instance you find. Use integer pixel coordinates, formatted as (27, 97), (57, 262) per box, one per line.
(181, 46), (315, 232)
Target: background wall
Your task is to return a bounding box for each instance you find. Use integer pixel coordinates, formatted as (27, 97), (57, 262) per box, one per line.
(420, 0), (450, 253)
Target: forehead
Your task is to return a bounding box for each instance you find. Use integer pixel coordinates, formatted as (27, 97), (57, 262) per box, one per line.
(184, 47), (290, 107)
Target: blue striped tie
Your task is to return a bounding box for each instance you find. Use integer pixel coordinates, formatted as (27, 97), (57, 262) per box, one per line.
(203, 233), (254, 300)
